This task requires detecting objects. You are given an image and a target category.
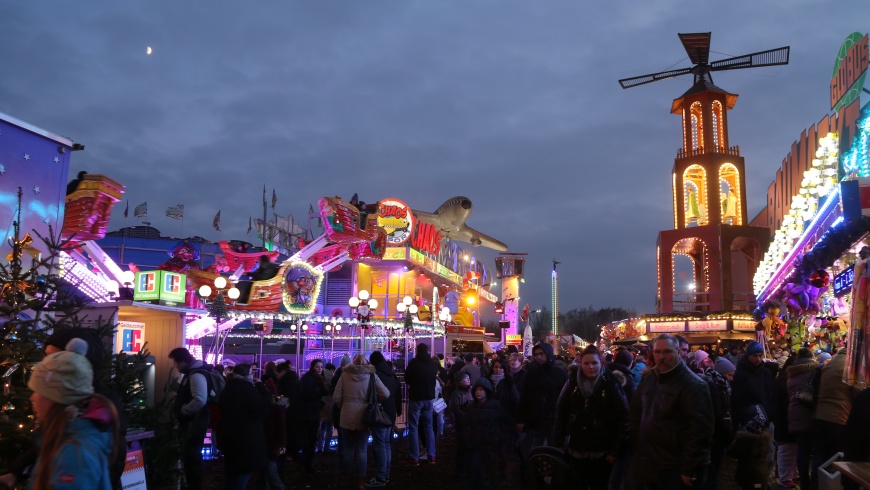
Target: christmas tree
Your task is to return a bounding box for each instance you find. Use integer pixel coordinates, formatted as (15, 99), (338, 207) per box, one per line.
(0, 187), (157, 474)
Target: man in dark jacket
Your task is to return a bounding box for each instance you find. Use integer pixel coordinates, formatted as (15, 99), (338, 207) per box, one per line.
(219, 363), (273, 490)
(516, 343), (568, 447)
(607, 348), (636, 402)
(731, 340), (776, 481)
(629, 334), (713, 488)
(368, 351), (402, 487)
(401, 343), (437, 466)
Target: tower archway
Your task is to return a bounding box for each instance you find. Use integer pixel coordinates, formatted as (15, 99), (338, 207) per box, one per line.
(683, 164), (708, 227)
(672, 237), (709, 312)
(718, 163), (742, 225)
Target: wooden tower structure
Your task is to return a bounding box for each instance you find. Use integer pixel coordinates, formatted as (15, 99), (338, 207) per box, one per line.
(619, 33), (789, 312)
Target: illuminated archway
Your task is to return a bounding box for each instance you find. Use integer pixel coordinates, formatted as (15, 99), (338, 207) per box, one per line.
(671, 237), (709, 312)
(718, 163), (742, 225)
(712, 100), (724, 149)
(683, 164), (708, 226)
(690, 102), (704, 150)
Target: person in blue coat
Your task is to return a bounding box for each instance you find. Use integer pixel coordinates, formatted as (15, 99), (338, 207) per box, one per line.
(27, 338), (120, 490)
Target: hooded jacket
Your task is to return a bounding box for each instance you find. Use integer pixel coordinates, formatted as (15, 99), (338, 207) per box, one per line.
(333, 364), (389, 431)
(554, 365), (628, 458)
(629, 360), (713, 482)
(462, 378), (512, 446)
(785, 358), (819, 433)
(517, 343), (568, 432)
(29, 397), (115, 490)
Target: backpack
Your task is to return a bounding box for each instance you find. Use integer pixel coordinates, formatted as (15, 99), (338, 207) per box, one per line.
(191, 365), (225, 405)
(793, 365), (822, 407)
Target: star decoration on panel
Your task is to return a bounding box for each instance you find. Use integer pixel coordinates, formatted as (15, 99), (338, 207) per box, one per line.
(23, 154), (30, 161)
(33, 186), (40, 194)
(53, 157), (59, 163)
(0, 165), (5, 175)
(42, 217), (50, 224)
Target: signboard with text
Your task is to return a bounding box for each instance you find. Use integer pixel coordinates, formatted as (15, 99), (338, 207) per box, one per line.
(733, 320), (758, 332)
(648, 321), (686, 333)
(834, 265), (855, 297)
(506, 334), (522, 346)
(133, 271), (186, 306)
(831, 32), (869, 112)
(687, 320), (728, 332)
(116, 321), (145, 354)
(377, 199), (414, 246)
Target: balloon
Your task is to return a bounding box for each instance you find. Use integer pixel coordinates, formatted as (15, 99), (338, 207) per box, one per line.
(809, 269), (829, 288)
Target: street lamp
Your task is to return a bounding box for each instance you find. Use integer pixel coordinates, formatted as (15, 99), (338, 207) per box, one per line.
(197, 276), (240, 363)
(290, 321), (309, 370)
(349, 290), (378, 354)
(397, 295), (418, 367)
(439, 306), (452, 358)
(324, 319), (342, 364)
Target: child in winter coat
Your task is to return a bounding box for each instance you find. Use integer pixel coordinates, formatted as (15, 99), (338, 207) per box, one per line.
(462, 378), (512, 489)
(450, 371), (473, 477)
(727, 404), (771, 490)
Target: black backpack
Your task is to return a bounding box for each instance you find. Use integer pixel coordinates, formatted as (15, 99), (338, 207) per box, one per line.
(190, 364), (225, 405)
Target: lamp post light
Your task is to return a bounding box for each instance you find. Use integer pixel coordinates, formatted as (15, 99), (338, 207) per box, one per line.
(290, 320), (309, 371)
(324, 320), (341, 364)
(439, 306), (452, 359)
(349, 290), (378, 355)
(397, 295), (418, 367)
(197, 276), (240, 363)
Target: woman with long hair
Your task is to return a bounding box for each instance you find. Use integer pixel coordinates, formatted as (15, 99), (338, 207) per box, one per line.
(333, 354), (389, 489)
(553, 345), (628, 489)
(28, 338), (120, 490)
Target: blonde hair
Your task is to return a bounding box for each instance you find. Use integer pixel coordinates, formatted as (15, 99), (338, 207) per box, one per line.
(352, 354), (369, 366)
(33, 394), (119, 490)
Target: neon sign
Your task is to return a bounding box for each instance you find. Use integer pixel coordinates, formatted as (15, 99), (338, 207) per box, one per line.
(377, 198), (414, 246)
(831, 32), (869, 112)
(834, 265), (855, 297)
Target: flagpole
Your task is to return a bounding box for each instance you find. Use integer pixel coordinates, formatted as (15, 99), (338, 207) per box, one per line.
(262, 185), (267, 249)
(122, 200), (128, 265)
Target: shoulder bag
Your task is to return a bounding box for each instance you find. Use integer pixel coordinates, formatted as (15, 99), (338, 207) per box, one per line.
(364, 374), (393, 428)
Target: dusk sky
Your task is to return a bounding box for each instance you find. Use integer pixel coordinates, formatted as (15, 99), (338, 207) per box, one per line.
(2, 1), (868, 314)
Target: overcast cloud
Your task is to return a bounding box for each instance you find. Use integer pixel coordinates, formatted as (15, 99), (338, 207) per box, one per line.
(1, 0), (868, 313)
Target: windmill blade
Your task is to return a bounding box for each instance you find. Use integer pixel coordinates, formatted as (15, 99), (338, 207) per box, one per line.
(678, 32), (711, 65)
(619, 67), (693, 89)
(710, 46), (790, 72)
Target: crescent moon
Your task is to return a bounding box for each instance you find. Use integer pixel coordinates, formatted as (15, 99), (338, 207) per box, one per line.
(146, 46), (152, 55)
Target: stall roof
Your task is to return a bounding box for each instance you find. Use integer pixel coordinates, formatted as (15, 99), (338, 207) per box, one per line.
(0, 110), (75, 147)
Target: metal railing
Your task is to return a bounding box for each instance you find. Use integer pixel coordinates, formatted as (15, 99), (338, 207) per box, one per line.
(677, 145), (741, 158)
(672, 291), (711, 312)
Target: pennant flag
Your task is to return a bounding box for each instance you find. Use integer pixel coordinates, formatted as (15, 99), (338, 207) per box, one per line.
(247, 216), (252, 234)
(124, 200), (129, 218)
(134, 202), (148, 218)
(213, 210), (221, 231)
(271, 189), (277, 210)
(165, 204), (184, 220)
(308, 204), (314, 215)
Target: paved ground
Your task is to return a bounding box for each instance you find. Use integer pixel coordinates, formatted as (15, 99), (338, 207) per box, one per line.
(186, 431), (753, 490)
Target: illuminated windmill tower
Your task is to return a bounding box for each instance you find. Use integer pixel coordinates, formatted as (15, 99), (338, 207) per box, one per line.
(619, 33), (788, 313)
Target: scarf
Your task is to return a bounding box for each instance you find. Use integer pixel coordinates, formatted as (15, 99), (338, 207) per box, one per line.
(490, 374), (505, 388)
(577, 370), (602, 398)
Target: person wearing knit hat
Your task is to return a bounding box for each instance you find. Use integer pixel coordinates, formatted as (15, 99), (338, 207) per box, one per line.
(745, 341), (765, 357)
(27, 338), (119, 490)
(714, 356), (737, 380)
(817, 352), (832, 365)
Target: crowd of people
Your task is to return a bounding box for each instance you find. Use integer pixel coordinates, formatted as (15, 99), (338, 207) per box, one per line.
(170, 335), (870, 490)
(8, 328), (868, 490)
